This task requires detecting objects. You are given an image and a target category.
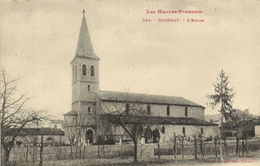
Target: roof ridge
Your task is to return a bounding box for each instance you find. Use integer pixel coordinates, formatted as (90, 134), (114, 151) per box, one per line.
(99, 90), (184, 99)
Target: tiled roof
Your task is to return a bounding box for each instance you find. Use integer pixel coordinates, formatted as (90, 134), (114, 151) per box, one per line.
(101, 114), (217, 126)
(97, 90), (204, 108)
(6, 128), (65, 136)
(64, 111), (78, 116)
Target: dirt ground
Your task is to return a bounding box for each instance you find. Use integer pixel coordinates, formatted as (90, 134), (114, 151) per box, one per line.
(6, 150), (260, 166)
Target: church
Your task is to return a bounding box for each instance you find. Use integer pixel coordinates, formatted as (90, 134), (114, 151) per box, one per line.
(64, 11), (218, 144)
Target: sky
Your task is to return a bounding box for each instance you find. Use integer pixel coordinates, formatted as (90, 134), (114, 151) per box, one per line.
(0, 0), (260, 119)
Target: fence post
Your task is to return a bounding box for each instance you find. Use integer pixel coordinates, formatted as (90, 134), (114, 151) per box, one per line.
(194, 135), (197, 160)
(39, 135), (43, 165)
(242, 138), (245, 157)
(181, 136), (184, 160)
(199, 134), (204, 159)
(26, 144), (29, 162)
(223, 138), (228, 157)
(173, 133), (176, 162)
(214, 137), (218, 158)
(157, 138), (160, 161)
(245, 137), (248, 155)
(236, 137), (239, 156)
(33, 137), (36, 162)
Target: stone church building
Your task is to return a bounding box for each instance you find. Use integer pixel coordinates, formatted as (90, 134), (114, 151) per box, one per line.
(64, 12), (218, 144)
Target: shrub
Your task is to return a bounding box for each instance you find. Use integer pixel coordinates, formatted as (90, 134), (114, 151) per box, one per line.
(105, 138), (115, 145)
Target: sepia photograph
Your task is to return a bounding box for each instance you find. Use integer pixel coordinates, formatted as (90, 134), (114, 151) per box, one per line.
(0, 0), (260, 165)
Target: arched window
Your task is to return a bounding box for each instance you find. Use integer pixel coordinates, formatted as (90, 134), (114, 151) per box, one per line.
(147, 104), (151, 115)
(125, 103), (129, 115)
(82, 64), (86, 76)
(91, 65), (95, 76)
(162, 126), (165, 134)
(88, 107), (91, 114)
(201, 128), (203, 134)
(88, 85), (90, 91)
(182, 127), (186, 135)
(185, 107), (188, 117)
(167, 105), (170, 116)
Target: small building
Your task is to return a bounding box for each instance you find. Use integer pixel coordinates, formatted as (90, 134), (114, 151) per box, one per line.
(223, 119), (255, 138)
(6, 127), (65, 146)
(254, 119), (260, 137)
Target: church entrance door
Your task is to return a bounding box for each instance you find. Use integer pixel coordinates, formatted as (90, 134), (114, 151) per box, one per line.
(86, 129), (94, 144)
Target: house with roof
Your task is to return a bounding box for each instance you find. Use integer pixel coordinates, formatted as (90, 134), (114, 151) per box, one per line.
(7, 119), (66, 147)
(254, 118), (260, 137)
(206, 109), (259, 138)
(64, 11), (218, 144)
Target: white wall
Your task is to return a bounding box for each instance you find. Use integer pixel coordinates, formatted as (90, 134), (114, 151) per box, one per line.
(101, 101), (204, 120)
(255, 125), (260, 136)
(158, 124), (217, 143)
(106, 123), (217, 143)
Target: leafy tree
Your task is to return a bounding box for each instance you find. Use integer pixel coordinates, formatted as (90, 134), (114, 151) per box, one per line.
(207, 70), (235, 120)
(207, 69), (235, 160)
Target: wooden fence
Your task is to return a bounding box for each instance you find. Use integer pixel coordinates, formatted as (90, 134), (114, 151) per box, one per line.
(8, 137), (260, 162)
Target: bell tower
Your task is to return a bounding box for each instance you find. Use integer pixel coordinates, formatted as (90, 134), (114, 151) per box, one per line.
(71, 10), (100, 125)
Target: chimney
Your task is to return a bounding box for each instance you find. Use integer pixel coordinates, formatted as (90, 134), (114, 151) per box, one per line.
(244, 109), (249, 114)
(210, 119), (213, 123)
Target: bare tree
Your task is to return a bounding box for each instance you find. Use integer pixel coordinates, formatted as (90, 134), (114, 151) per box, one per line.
(101, 96), (153, 164)
(207, 69), (235, 161)
(0, 67), (42, 163)
(63, 113), (77, 159)
(226, 110), (254, 156)
(95, 115), (116, 158)
(75, 111), (88, 159)
(64, 110), (92, 159)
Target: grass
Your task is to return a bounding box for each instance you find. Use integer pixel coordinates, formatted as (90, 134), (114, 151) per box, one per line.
(5, 150), (260, 166)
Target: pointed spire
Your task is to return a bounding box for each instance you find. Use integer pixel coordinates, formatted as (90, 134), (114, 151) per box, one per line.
(75, 10), (94, 57)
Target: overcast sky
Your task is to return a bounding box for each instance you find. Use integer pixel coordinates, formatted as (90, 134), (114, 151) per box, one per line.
(1, 0), (260, 119)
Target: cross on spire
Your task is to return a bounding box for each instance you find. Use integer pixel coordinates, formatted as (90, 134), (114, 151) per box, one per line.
(83, 9), (85, 15)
